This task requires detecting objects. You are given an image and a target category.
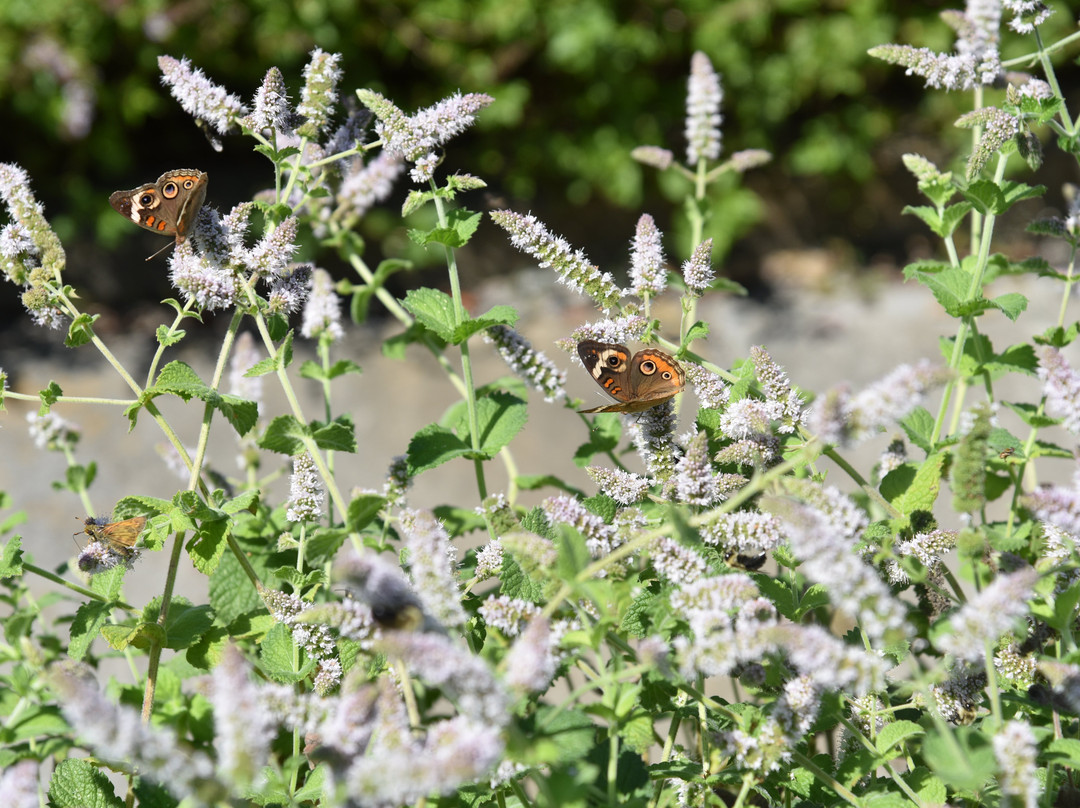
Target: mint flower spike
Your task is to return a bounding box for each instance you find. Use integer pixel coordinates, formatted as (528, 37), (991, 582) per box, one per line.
(869, 1), (1002, 91)
(750, 345), (806, 434)
(764, 487), (908, 644)
(1005, 0), (1054, 34)
(810, 359), (945, 447)
(935, 567), (1039, 662)
(399, 508), (468, 629)
(504, 617), (557, 694)
(336, 151), (405, 221)
(1035, 344), (1080, 436)
(631, 145), (674, 171)
(358, 88), (494, 183)
(566, 315), (649, 349)
(210, 645), (273, 788)
(956, 106), (1021, 178)
(673, 430), (720, 505)
(0, 164), (67, 326)
(300, 267), (343, 340)
(585, 466), (653, 505)
(0, 162), (64, 278)
(243, 65), (293, 134)
(286, 452), (324, 522)
(490, 209), (622, 310)
(1023, 466), (1080, 536)
(994, 720), (1041, 807)
(0, 760), (38, 808)
(685, 51), (723, 165)
(48, 663), (215, 800)
(158, 55), (247, 134)
(682, 237), (715, 295)
(168, 242), (241, 312)
(244, 215), (299, 277)
(629, 213), (668, 298)
(869, 44), (980, 91)
(296, 48), (343, 138)
(484, 325), (567, 403)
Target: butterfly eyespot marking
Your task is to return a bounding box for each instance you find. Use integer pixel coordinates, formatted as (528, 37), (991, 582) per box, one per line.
(162, 182), (179, 198)
(182, 179), (195, 189)
(139, 192), (156, 206)
(639, 360), (658, 375)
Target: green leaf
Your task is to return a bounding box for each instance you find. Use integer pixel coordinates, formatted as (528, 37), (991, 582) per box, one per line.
(451, 304), (518, 344)
(186, 625), (228, 670)
(922, 726), (995, 792)
(49, 757), (123, 808)
(38, 381), (63, 413)
(406, 423), (471, 475)
(402, 287), (457, 342)
(903, 204), (942, 233)
(260, 622), (310, 684)
(982, 343), (1037, 378)
(244, 354), (280, 377)
(148, 361), (258, 437)
(65, 313), (98, 348)
(1046, 738), (1080, 769)
(874, 720), (924, 756)
(988, 292), (1027, 321)
(460, 392), (528, 456)
(69, 601), (112, 661)
(962, 179), (1005, 215)
(258, 414), (312, 455)
(291, 763), (330, 802)
(682, 320), (710, 345)
(520, 706), (597, 766)
(188, 520), (229, 575)
(210, 549), (268, 626)
(347, 494), (386, 532)
(795, 584), (830, 619)
(1000, 180), (1046, 207)
(223, 489), (260, 516)
(573, 415), (623, 467)
(905, 265), (968, 317)
(0, 535), (24, 578)
(300, 358), (363, 381)
(155, 324), (186, 347)
(1037, 322), (1080, 348)
(938, 202), (973, 236)
(880, 453), (945, 517)
(1004, 400), (1059, 428)
(100, 621), (165, 651)
(899, 407), (936, 454)
(165, 603), (215, 649)
(312, 415), (357, 453)
(407, 208), (483, 248)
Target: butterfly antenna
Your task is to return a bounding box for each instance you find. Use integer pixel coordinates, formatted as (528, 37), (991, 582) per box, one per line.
(145, 241), (176, 262)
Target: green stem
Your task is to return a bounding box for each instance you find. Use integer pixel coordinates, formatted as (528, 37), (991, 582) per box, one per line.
(931, 151), (1007, 444)
(22, 562), (135, 610)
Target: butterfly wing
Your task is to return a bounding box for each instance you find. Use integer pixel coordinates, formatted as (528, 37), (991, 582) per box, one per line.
(577, 341), (684, 413)
(619, 349), (685, 411)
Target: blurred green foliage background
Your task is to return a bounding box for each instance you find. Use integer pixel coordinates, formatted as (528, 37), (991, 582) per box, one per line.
(1, 0), (1077, 311)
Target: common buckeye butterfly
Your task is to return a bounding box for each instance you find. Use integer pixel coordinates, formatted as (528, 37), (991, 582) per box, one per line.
(577, 340), (685, 413)
(109, 169), (208, 259)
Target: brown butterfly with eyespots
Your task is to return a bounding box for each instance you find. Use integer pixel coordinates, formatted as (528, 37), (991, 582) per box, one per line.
(109, 169), (208, 260)
(577, 340), (685, 413)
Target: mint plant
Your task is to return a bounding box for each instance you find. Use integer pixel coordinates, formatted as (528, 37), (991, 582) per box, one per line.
(1, 3), (1080, 806)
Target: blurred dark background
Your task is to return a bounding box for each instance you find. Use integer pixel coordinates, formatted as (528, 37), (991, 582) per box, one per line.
(1, 0), (1077, 338)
